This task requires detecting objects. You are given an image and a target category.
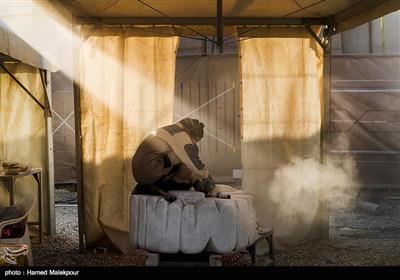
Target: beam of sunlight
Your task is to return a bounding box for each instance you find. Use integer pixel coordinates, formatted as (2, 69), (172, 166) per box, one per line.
(0, 0), (171, 160)
(0, 0), (152, 116)
(1, 0), (237, 153)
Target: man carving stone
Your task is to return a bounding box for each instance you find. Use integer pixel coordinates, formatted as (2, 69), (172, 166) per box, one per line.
(131, 118), (215, 202)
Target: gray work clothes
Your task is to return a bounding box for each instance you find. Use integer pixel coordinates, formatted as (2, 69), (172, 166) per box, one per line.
(131, 123), (209, 185)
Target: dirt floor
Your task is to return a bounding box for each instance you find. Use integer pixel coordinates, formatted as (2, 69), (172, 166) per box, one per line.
(31, 187), (400, 266)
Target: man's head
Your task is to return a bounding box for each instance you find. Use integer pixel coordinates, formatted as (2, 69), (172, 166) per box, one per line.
(178, 118), (205, 143)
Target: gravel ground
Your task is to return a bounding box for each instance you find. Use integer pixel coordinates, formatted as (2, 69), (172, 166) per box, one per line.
(31, 205), (146, 266)
(54, 185), (77, 204)
(269, 193), (400, 266)
(31, 189), (400, 266)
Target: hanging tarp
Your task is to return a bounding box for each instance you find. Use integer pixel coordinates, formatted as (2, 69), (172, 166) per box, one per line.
(239, 27), (324, 244)
(0, 63), (49, 232)
(78, 26), (178, 253)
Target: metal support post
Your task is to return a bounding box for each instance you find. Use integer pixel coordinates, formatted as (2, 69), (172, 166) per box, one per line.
(40, 69), (56, 236)
(216, 0), (224, 53)
(72, 23), (86, 253)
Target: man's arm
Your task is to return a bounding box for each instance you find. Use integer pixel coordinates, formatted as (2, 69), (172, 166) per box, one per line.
(169, 132), (209, 180)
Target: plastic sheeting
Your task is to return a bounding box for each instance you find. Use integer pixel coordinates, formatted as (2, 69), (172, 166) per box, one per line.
(0, 63), (48, 231)
(78, 26), (178, 253)
(51, 72), (76, 183)
(239, 27), (324, 243)
(174, 55), (241, 177)
(331, 54), (400, 188)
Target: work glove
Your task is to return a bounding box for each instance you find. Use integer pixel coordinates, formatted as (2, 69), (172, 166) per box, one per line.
(164, 192), (177, 203)
(148, 184), (177, 203)
(194, 176), (215, 195)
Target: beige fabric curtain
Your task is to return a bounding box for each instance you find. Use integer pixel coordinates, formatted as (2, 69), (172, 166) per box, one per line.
(239, 27), (324, 244)
(79, 26), (178, 253)
(0, 63), (48, 230)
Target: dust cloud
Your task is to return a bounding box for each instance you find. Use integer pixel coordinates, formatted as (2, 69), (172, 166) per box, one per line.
(265, 155), (359, 245)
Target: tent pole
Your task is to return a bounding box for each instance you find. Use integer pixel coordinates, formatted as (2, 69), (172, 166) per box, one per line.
(368, 22), (373, 53)
(319, 25), (333, 239)
(72, 23), (86, 253)
(40, 69), (56, 236)
(216, 0), (223, 53)
(322, 26), (333, 167)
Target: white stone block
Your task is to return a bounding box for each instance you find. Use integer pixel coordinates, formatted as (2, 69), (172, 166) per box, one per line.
(129, 187), (258, 254)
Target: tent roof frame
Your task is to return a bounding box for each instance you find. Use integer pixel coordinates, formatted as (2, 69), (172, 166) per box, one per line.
(74, 16), (332, 26)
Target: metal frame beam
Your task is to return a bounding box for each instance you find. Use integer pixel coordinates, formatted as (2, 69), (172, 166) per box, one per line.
(39, 69), (54, 118)
(75, 16), (330, 26)
(305, 25), (327, 51)
(0, 62), (47, 112)
(0, 53), (20, 63)
(334, 0), (385, 23)
(216, 0), (223, 53)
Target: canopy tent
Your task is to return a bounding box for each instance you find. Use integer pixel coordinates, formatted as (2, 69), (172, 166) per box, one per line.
(48, 0), (400, 252)
(57, 0), (400, 33)
(0, 24), (56, 71)
(0, 24), (56, 236)
(52, 0), (400, 54)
